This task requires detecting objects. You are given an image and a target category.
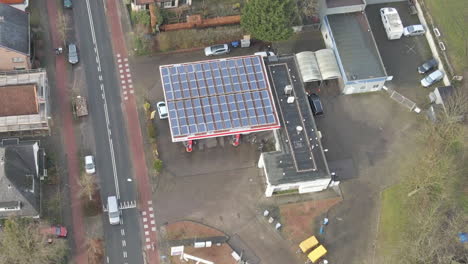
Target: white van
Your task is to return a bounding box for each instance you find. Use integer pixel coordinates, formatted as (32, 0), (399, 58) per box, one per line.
(107, 196), (120, 225)
(380, 8), (403, 40)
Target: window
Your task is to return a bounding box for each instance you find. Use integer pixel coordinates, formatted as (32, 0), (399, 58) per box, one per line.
(163, 1), (172, 8)
(12, 57), (25, 63)
(0, 201), (21, 212)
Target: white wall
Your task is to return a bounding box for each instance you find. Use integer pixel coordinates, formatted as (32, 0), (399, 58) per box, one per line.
(365, 0), (405, 4)
(342, 78), (386, 94)
(326, 4), (365, 16)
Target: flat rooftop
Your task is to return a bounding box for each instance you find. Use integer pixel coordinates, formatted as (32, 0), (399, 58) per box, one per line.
(0, 85), (38, 117)
(262, 56), (330, 185)
(326, 0), (364, 8)
(326, 12), (386, 81)
(160, 55), (280, 142)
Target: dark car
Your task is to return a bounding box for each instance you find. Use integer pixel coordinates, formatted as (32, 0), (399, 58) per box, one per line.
(307, 93), (324, 116)
(64, 0), (72, 8)
(418, 58), (438, 74)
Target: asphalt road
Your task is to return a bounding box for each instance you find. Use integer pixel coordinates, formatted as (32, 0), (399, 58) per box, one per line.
(72, 0), (143, 263)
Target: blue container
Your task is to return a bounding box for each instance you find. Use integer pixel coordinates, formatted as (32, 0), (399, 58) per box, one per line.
(231, 41), (240, 48)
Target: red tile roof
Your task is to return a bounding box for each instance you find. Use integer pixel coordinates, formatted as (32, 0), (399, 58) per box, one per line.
(0, 0), (25, 4)
(0, 85), (38, 117)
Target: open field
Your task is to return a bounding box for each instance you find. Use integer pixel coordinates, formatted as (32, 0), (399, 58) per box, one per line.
(422, 0), (468, 72)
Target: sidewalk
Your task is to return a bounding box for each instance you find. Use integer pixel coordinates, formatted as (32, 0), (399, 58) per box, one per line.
(45, 0), (87, 263)
(104, 0), (161, 262)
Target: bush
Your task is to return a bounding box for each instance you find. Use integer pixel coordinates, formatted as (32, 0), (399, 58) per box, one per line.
(153, 159), (163, 173)
(131, 10), (151, 26)
(133, 35), (152, 56)
(157, 25), (244, 52)
(147, 122), (156, 139)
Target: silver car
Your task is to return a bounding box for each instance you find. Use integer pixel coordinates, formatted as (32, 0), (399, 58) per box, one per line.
(421, 70), (444, 87)
(68, 43), (79, 64)
(204, 44), (230, 56)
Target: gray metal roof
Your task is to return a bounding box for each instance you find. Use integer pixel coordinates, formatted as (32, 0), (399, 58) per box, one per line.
(0, 140), (42, 218)
(263, 56), (331, 186)
(327, 12), (386, 81)
(0, 3), (30, 55)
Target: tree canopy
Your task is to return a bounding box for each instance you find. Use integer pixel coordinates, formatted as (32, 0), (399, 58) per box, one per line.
(241, 0), (295, 42)
(0, 217), (68, 264)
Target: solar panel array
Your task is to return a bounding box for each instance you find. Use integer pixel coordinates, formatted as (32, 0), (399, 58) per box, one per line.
(160, 56), (279, 140)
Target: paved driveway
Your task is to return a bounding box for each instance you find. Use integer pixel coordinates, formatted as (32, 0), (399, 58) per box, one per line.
(366, 3), (433, 104)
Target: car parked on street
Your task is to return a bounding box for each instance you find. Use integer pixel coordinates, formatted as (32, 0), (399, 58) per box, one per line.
(204, 44), (230, 56)
(307, 93), (324, 116)
(418, 58), (438, 74)
(84, 155), (95, 174)
(157, 101), (168, 119)
(68, 43), (79, 64)
(421, 70), (444, 87)
(64, 0), (72, 8)
(403, 24), (425, 36)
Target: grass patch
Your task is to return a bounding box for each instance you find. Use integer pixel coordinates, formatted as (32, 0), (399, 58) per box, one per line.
(377, 184), (408, 261)
(423, 0), (468, 71)
(156, 25), (243, 52)
(133, 35), (152, 56)
(153, 159), (163, 173)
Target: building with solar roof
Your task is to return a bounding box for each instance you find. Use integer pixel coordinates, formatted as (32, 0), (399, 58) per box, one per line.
(159, 55), (280, 143)
(258, 55), (335, 197)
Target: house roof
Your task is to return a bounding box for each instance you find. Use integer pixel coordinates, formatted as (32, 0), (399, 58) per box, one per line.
(0, 84), (38, 117)
(0, 140), (43, 218)
(262, 56), (331, 186)
(0, 0), (25, 4)
(0, 3), (29, 55)
(326, 12), (386, 81)
(134, 0), (155, 4)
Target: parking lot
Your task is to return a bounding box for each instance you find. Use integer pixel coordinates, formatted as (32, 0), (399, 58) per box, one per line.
(366, 2), (433, 104)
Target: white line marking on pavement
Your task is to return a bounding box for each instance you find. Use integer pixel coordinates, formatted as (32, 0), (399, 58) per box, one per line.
(106, 256), (109, 263)
(96, 56), (99, 63)
(152, 227), (156, 232)
(119, 64), (122, 68)
(150, 213), (154, 218)
(121, 229), (125, 236)
(142, 211), (147, 215)
(146, 238), (150, 242)
(122, 85), (126, 89)
(125, 63), (129, 67)
(122, 240), (126, 247)
(149, 207), (153, 211)
(127, 79), (132, 83)
(130, 90), (134, 94)
(118, 59), (122, 63)
(143, 217), (147, 222)
(99, 75), (103, 81)
(146, 245), (151, 249)
(120, 217), (124, 225)
(145, 231), (149, 235)
(101, 93), (104, 99)
(144, 224), (148, 229)
(123, 91), (127, 95)
(124, 96), (128, 100)
(117, 54), (121, 57)
(125, 68), (130, 72)
(123, 251), (127, 258)
(124, 58), (128, 62)
(126, 74), (131, 78)
(148, 200), (152, 205)
(98, 66), (101, 72)
(129, 84), (133, 88)
(121, 80), (126, 84)
(100, 84), (104, 91)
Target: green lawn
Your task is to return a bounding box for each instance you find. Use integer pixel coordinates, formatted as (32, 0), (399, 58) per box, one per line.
(423, 0), (468, 72)
(376, 184), (408, 262)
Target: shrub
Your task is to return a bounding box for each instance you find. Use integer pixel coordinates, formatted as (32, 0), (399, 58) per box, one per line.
(157, 25), (243, 52)
(131, 10), (151, 26)
(153, 159), (163, 173)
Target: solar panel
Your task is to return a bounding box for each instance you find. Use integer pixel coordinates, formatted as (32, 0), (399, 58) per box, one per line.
(160, 56), (279, 142)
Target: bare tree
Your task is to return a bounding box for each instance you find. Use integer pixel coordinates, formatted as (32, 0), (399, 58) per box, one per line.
(87, 238), (104, 264)
(0, 217), (68, 264)
(78, 172), (97, 201)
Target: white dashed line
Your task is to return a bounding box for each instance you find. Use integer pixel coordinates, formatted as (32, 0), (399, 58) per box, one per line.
(143, 217), (147, 222)
(125, 63), (129, 67)
(151, 220), (155, 225)
(127, 79), (132, 83)
(149, 207), (153, 211)
(118, 64), (123, 68)
(122, 240), (126, 247)
(124, 96), (128, 100)
(142, 211), (147, 216)
(124, 58), (128, 62)
(97, 66), (101, 72)
(123, 91), (127, 95)
(99, 75), (103, 81)
(121, 80), (126, 84)
(144, 224), (148, 229)
(123, 251), (127, 258)
(146, 245), (151, 249)
(130, 90), (134, 94)
(117, 53), (121, 57)
(120, 74), (125, 78)
(118, 59), (122, 63)
(145, 231), (149, 235)
(126, 74), (131, 78)
(145, 238), (150, 242)
(150, 213), (154, 218)
(148, 200), (152, 205)
(122, 85), (127, 89)
(129, 84), (133, 88)
(152, 227), (157, 232)
(121, 229), (125, 236)
(126, 68), (130, 72)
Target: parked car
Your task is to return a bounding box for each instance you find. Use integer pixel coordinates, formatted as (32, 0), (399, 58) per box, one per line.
(421, 70), (444, 87)
(418, 58), (438, 74)
(307, 93), (324, 116)
(204, 44), (230, 56)
(68, 43), (79, 64)
(403, 24), (425, 36)
(254, 51), (276, 58)
(40, 226), (68, 238)
(84, 155), (95, 174)
(64, 0), (72, 8)
(156, 101), (168, 119)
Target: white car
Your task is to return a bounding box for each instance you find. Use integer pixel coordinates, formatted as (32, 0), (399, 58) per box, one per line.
(84, 155), (95, 174)
(204, 44), (230, 56)
(254, 51), (275, 58)
(421, 70), (444, 87)
(157, 101), (168, 119)
(403, 24), (425, 37)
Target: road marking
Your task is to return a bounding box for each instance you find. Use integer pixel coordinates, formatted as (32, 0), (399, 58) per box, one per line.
(146, 245), (151, 249)
(123, 251), (127, 258)
(125, 63), (129, 67)
(144, 224), (148, 229)
(123, 91), (127, 95)
(146, 238), (150, 242)
(99, 75), (103, 81)
(94, 47), (97, 53)
(119, 64), (122, 68)
(127, 79), (132, 83)
(148, 200), (152, 205)
(117, 53), (121, 57)
(96, 56), (99, 63)
(151, 220), (155, 225)
(121, 80), (126, 84)
(84, 0), (97, 44)
(145, 231), (149, 235)
(106, 256), (109, 263)
(118, 59), (122, 63)
(129, 84), (133, 88)
(120, 70), (123, 74)
(100, 84), (104, 91)
(143, 217), (147, 222)
(142, 211), (147, 215)
(149, 213), (154, 218)
(125, 68), (130, 72)
(152, 227), (156, 232)
(97, 66), (101, 72)
(149, 207), (153, 211)
(121, 229), (125, 236)
(126, 73), (131, 78)
(124, 58), (128, 62)
(120, 217), (124, 225)
(124, 96), (128, 100)
(122, 240), (126, 247)
(101, 93), (104, 99)
(129, 90), (134, 94)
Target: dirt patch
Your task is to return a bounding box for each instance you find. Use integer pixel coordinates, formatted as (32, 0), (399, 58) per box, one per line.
(280, 197), (342, 245)
(170, 244), (236, 264)
(165, 221), (226, 241)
